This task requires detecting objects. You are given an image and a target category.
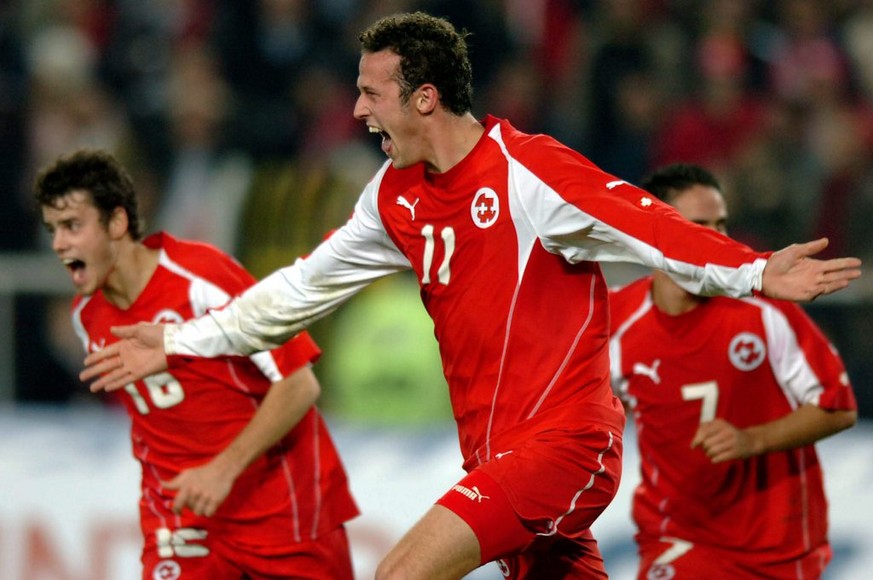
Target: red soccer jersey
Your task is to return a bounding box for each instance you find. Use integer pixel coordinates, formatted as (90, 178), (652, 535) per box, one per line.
(169, 116), (772, 474)
(371, 116), (767, 467)
(608, 276), (856, 565)
(71, 233), (358, 549)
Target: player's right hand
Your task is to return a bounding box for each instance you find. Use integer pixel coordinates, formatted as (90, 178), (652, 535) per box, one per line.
(162, 460), (236, 517)
(80, 323), (168, 391)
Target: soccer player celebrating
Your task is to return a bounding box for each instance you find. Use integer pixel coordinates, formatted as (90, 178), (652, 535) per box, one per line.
(80, 12), (861, 580)
(36, 149), (359, 580)
(609, 163), (858, 579)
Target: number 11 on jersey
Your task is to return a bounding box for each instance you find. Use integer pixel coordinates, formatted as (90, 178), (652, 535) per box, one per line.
(420, 225), (455, 285)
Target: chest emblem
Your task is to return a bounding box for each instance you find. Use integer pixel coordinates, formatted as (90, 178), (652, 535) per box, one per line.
(471, 188), (499, 229)
(397, 195), (419, 220)
(728, 332), (766, 371)
(154, 309), (184, 324)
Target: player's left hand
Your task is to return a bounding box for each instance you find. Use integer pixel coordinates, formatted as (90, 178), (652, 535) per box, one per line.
(162, 462), (235, 517)
(762, 238), (861, 302)
(691, 419), (760, 463)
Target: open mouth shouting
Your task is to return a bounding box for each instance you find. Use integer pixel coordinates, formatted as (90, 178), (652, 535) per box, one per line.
(63, 257), (88, 288)
(369, 125), (392, 155)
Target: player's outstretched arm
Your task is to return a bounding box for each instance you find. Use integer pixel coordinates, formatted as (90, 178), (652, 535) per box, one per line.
(80, 323), (168, 392)
(761, 238), (862, 302)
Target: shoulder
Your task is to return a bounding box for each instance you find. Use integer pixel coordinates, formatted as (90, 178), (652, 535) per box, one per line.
(489, 117), (621, 200)
(741, 294), (825, 338)
(608, 277), (652, 327)
(738, 293), (808, 322)
(609, 277), (652, 305)
(150, 232), (255, 291)
(72, 292), (102, 319)
(491, 116), (593, 167)
(71, 293), (96, 331)
(151, 232), (236, 268)
(71, 293), (87, 311)
(750, 294), (809, 319)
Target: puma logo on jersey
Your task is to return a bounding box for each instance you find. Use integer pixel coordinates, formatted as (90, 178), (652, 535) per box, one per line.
(89, 338), (106, 353)
(452, 484), (490, 503)
(633, 359), (662, 384)
(495, 450), (513, 459)
(606, 180), (627, 189)
(396, 195), (420, 220)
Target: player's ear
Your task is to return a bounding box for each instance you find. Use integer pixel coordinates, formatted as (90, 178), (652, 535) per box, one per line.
(108, 206), (129, 240)
(415, 84), (438, 115)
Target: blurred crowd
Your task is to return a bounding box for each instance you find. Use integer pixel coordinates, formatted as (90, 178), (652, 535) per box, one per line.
(3, 0), (873, 405)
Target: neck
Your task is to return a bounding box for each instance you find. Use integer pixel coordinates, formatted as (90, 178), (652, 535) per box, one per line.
(651, 271), (706, 316)
(425, 112), (484, 173)
(103, 240), (160, 309)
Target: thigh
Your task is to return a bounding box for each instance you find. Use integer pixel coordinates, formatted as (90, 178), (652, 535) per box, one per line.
(141, 531), (242, 580)
(436, 469), (533, 564)
(639, 536), (832, 580)
(140, 494), (354, 580)
(479, 426), (623, 539)
(768, 543), (830, 580)
(497, 529), (607, 580)
(376, 504), (482, 580)
(638, 537), (755, 580)
(377, 427), (622, 580)
(243, 525), (355, 580)
(431, 460), (611, 580)
(140, 500), (240, 580)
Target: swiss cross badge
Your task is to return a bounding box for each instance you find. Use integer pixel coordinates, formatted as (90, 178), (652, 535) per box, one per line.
(471, 188), (499, 228)
(728, 332), (766, 371)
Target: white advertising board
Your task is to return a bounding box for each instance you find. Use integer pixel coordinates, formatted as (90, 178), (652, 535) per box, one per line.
(1, 407), (871, 579)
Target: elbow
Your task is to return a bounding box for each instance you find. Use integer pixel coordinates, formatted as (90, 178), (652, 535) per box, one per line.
(309, 377), (322, 406)
(301, 368), (322, 408)
(825, 409), (858, 438)
(283, 365), (322, 409)
(838, 410), (858, 432)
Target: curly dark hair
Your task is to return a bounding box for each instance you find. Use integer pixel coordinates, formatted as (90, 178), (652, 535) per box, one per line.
(640, 163), (723, 204)
(34, 148), (142, 240)
(359, 12), (473, 116)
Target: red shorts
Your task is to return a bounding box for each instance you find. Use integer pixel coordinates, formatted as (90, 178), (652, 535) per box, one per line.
(437, 426), (622, 578)
(140, 521), (353, 580)
(637, 536), (832, 580)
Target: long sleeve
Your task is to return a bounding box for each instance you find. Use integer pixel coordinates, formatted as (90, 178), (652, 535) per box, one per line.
(496, 122), (768, 297)
(166, 174), (411, 358)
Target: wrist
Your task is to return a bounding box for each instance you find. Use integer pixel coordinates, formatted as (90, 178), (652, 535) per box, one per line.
(753, 256), (768, 294)
(164, 323), (179, 356)
(211, 449), (247, 481)
(744, 426), (768, 456)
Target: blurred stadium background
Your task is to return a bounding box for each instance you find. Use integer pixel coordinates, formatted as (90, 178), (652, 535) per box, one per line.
(1, 0), (872, 578)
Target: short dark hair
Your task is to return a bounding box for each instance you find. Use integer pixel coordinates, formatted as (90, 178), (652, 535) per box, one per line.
(641, 163), (722, 204)
(34, 148), (142, 240)
(359, 12), (473, 115)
